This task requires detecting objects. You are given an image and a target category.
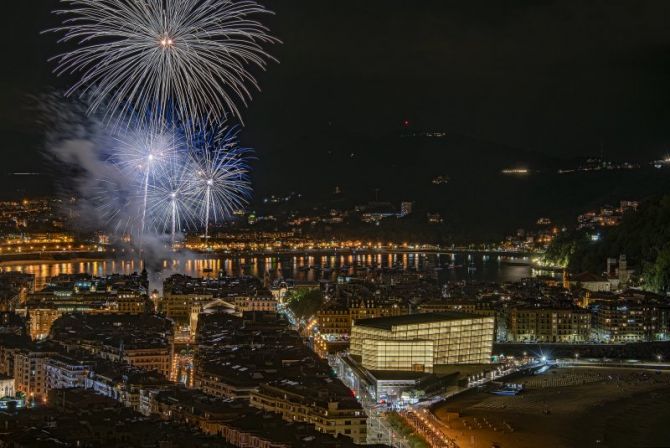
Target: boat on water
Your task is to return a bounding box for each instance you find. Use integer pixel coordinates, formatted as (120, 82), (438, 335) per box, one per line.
(489, 383), (524, 396)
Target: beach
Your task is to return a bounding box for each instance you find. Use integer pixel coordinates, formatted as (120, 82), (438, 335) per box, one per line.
(433, 367), (670, 448)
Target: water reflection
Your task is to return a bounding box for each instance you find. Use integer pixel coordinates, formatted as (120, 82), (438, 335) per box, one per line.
(0, 253), (537, 291)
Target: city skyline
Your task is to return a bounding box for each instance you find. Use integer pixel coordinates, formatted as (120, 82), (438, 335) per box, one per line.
(0, 2), (669, 447)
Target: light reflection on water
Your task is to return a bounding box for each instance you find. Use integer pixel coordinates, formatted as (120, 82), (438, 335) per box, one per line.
(0, 252), (538, 291)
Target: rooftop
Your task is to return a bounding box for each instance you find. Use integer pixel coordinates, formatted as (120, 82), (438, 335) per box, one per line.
(570, 272), (607, 283)
(0, 389), (235, 448)
(354, 312), (484, 330)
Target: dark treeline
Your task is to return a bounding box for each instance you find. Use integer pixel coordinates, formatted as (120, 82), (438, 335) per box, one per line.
(545, 194), (670, 293)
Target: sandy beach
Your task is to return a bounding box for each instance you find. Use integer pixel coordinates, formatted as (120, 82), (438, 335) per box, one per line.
(433, 367), (670, 448)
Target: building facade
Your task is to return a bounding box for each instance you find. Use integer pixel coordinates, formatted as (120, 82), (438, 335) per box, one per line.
(317, 300), (407, 336)
(506, 307), (592, 342)
(233, 295), (278, 313)
(13, 348), (55, 401)
(591, 294), (670, 342)
(44, 355), (93, 391)
(161, 292), (214, 324)
(350, 313), (495, 372)
(250, 382), (367, 444)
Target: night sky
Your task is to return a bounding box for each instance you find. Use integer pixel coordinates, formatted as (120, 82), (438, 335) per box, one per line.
(3, 1), (670, 236)
(250, 0), (670, 159)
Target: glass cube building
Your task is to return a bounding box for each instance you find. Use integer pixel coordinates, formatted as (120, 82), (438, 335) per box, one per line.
(350, 312), (495, 372)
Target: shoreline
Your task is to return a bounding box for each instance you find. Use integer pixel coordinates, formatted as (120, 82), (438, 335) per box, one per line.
(0, 256), (116, 267)
(0, 248), (534, 267)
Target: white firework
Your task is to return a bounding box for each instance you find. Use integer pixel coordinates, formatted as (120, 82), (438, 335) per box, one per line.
(189, 128), (252, 240)
(108, 125), (181, 244)
(48, 0), (278, 132)
(146, 151), (198, 243)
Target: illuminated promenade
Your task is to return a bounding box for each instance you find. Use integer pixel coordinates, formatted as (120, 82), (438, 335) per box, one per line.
(0, 242), (532, 263)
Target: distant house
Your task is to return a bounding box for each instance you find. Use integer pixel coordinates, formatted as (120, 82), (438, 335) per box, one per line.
(569, 272), (611, 292)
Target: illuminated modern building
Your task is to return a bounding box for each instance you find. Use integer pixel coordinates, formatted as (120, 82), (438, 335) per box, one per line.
(350, 312), (494, 373)
(333, 355), (430, 407)
(315, 298), (408, 357)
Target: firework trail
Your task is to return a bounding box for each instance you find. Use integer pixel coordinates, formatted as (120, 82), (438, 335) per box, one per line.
(93, 123), (252, 246)
(43, 1), (268, 251)
(108, 126), (182, 246)
(189, 126), (253, 240)
(47, 0), (278, 134)
(146, 150), (198, 244)
(42, 94), (254, 249)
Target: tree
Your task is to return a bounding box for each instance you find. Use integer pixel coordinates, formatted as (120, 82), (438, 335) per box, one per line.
(545, 195), (670, 290)
(642, 245), (670, 294)
(287, 288), (323, 319)
(544, 230), (592, 269)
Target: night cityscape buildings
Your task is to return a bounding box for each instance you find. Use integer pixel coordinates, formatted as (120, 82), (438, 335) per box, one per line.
(349, 313), (495, 372)
(2, 1), (670, 447)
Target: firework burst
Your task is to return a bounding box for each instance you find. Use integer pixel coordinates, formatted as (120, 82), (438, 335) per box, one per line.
(189, 126), (253, 239)
(89, 123), (252, 246)
(146, 151), (198, 243)
(47, 0), (278, 133)
(108, 125), (181, 244)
